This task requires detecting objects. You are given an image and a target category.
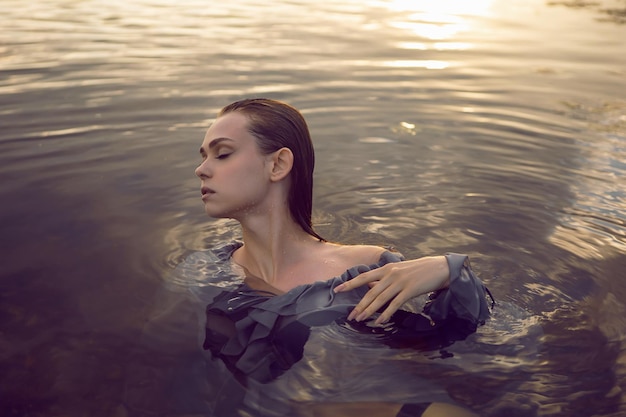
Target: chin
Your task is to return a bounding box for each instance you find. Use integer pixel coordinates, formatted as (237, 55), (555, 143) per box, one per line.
(204, 207), (234, 220)
(205, 210), (225, 219)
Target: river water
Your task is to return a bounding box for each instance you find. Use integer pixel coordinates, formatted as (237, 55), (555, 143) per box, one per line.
(1, 0), (625, 416)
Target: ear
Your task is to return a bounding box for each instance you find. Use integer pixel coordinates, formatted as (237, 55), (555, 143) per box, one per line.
(268, 147), (294, 182)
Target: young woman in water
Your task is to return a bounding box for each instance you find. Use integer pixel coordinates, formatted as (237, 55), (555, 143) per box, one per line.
(194, 98), (490, 417)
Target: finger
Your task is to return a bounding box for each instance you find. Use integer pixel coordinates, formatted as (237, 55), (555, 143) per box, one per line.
(347, 280), (387, 320)
(374, 291), (412, 325)
(355, 285), (399, 322)
(333, 268), (383, 293)
(354, 284), (402, 322)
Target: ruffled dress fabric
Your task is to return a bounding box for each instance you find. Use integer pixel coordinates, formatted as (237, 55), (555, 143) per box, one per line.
(202, 241), (492, 385)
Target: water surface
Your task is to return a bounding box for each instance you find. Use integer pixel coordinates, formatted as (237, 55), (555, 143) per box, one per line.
(1, 1), (625, 416)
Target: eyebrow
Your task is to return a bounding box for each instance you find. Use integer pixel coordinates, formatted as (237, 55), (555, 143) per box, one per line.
(199, 137), (234, 155)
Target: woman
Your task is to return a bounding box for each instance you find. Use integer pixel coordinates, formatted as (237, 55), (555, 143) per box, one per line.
(194, 98), (491, 417)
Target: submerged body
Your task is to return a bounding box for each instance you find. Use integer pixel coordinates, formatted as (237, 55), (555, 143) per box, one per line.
(202, 241), (491, 383)
(181, 240), (491, 417)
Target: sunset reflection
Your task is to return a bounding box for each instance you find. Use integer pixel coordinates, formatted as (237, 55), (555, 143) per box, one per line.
(379, 0), (494, 15)
(383, 59), (449, 69)
(371, 0), (494, 49)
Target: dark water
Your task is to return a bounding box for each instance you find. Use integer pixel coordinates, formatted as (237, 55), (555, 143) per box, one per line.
(1, 0), (625, 416)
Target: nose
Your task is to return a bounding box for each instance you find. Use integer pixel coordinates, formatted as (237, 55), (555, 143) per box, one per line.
(195, 159), (212, 179)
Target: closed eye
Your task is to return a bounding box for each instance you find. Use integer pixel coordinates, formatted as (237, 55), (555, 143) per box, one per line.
(216, 153), (231, 160)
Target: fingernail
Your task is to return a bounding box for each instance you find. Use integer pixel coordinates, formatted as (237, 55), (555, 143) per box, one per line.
(356, 312), (367, 322)
(333, 285), (343, 293)
(347, 309), (357, 321)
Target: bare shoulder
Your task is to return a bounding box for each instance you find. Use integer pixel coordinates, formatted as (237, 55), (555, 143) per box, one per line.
(280, 241), (390, 286)
(322, 242), (387, 266)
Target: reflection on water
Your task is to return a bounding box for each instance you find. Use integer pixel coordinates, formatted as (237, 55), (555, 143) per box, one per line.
(549, 99), (626, 259)
(1, 0), (625, 416)
(549, 0), (626, 24)
(380, 0), (495, 46)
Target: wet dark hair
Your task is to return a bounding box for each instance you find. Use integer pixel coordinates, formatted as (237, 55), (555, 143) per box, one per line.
(218, 98), (325, 241)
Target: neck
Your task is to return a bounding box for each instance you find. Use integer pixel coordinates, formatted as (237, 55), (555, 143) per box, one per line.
(235, 206), (318, 284)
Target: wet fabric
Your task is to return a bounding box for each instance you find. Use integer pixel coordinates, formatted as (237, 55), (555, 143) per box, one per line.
(397, 403), (432, 417)
(202, 241), (493, 385)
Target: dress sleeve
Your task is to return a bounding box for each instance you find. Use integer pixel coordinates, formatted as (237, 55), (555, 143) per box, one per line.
(422, 253), (493, 333)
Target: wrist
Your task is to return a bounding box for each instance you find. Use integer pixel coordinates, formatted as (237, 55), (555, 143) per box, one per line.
(437, 255), (451, 289)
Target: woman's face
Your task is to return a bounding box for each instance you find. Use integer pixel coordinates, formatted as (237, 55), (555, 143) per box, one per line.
(195, 112), (273, 219)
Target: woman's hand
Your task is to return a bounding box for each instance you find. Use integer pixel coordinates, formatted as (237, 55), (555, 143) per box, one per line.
(333, 256), (450, 325)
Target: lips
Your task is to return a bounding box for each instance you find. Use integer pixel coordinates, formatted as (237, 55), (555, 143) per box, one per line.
(201, 186), (215, 197)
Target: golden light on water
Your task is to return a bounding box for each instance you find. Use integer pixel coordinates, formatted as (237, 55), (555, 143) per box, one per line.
(367, 0), (496, 70)
(383, 60), (449, 69)
(380, 0), (495, 16)
(384, 0), (494, 40)
(390, 19), (466, 41)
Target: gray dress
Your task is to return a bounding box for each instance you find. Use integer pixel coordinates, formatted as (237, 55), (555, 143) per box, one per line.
(200, 241), (493, 387)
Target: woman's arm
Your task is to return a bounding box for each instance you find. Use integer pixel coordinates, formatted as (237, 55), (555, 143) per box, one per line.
(333, 256), (450, 325)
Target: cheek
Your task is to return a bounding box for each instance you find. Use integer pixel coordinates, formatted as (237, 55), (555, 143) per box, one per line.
(226, 159), (268, 187)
